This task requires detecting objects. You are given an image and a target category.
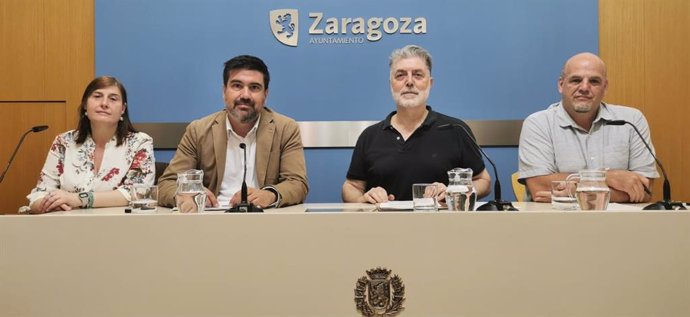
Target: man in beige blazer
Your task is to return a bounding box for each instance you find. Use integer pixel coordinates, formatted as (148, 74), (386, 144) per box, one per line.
(158, 55), (308, 210)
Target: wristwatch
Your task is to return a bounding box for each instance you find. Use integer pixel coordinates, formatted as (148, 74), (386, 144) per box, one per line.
(78, 192), (89, 208)
(261, 186), (281, 208)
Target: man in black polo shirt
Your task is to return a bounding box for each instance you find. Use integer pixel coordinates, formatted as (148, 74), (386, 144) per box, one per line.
(342, 45), (491, 203)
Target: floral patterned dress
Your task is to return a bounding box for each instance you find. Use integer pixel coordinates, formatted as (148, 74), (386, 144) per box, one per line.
(27, 130), (155, 206)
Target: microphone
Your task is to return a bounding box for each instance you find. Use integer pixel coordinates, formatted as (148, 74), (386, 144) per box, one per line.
(32, 125), (49, 132)
(603, 120), (686, 210)
(0, 125), (49, 183)
(226, 143), (263, 213)
(240, 143), (248, 202)
(439, 123), (518, 211)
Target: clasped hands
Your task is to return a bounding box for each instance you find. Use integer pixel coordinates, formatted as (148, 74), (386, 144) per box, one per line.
(33, 190), (81, 213)
(605, 169), (651, 203)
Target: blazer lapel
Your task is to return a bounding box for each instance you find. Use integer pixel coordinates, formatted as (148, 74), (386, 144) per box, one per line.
(211, 111), (228, 192)
(255, 109), (275, 187)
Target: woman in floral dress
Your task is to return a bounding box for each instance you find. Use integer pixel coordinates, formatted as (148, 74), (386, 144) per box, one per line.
(27, 76), (155, 213)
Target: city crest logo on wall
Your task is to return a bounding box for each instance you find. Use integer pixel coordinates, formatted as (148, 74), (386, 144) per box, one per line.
(269, 9), (299, 47)
(269, 9), (427, 46)
(354, 267), (405, 317)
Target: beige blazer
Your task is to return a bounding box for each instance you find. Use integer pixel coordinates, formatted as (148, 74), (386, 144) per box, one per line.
(158, 108), (308, 207)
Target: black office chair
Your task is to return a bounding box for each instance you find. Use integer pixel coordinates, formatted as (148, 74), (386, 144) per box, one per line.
(154, 162), (169, 185)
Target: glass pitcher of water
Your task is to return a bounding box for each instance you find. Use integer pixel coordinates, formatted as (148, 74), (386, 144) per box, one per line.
(566, 169), (610, 211)
(175, 169), (207, 213)
(446, 168), (476, 211)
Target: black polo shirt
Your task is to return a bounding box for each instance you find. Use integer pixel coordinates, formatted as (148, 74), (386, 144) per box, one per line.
(346, 106), (486, 201)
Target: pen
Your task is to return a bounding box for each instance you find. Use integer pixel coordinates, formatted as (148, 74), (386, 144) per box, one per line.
(643, 185), (652, 195)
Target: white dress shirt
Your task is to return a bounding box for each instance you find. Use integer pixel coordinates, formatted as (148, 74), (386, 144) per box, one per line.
(217, 115), (260, 206)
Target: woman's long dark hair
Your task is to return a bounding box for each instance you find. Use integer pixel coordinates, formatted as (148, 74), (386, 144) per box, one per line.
(75, 76), (137, 146)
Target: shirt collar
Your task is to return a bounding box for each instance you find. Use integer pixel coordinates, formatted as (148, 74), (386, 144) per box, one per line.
(225, 114), (261, 139)
(554, 101), (613, 130)
(594, 103), (614, 123)
(382, 105), (437, 130)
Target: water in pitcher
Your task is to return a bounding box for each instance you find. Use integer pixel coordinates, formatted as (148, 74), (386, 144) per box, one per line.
(576, 189), (610, 211)
(567, 169), (610, 211)
(446, 168), (475, 211)
(175, 191), (207, 213)
(446, 185), (476, 211)
(176, 169), (206, 213)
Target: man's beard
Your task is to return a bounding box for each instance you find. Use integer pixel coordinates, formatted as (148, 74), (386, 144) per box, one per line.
(392, 87), (430, 108)
(229, 99), (258, 123)
(572, 101), (593, 113)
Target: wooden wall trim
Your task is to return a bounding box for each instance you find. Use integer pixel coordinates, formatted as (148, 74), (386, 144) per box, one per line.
(600, 0), (690, 202)
(0, 0), (94, 213)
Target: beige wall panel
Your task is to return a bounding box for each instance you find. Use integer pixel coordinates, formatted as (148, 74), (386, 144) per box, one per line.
(600, 0), (690, 201)
(0, 103), (68, 213)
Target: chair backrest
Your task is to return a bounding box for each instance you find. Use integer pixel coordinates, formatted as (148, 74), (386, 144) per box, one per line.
(511, 172), (526, 202)
(154, 162), (169, 185)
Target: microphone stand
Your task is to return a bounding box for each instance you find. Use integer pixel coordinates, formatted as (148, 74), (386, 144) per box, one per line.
(474, 150), (518, 211)
(0, 125), (49, 183)
(604, 120), (686, 210)
(440, 123), (518, 211)
(226, 143), (263, 213)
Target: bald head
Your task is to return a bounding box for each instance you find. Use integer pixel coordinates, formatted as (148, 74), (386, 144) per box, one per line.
(560, 52), (607, 80)
(557, 52), (609, 121)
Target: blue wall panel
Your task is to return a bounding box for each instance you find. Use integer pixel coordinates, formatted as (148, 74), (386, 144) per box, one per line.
(96, 0), (598, 203)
